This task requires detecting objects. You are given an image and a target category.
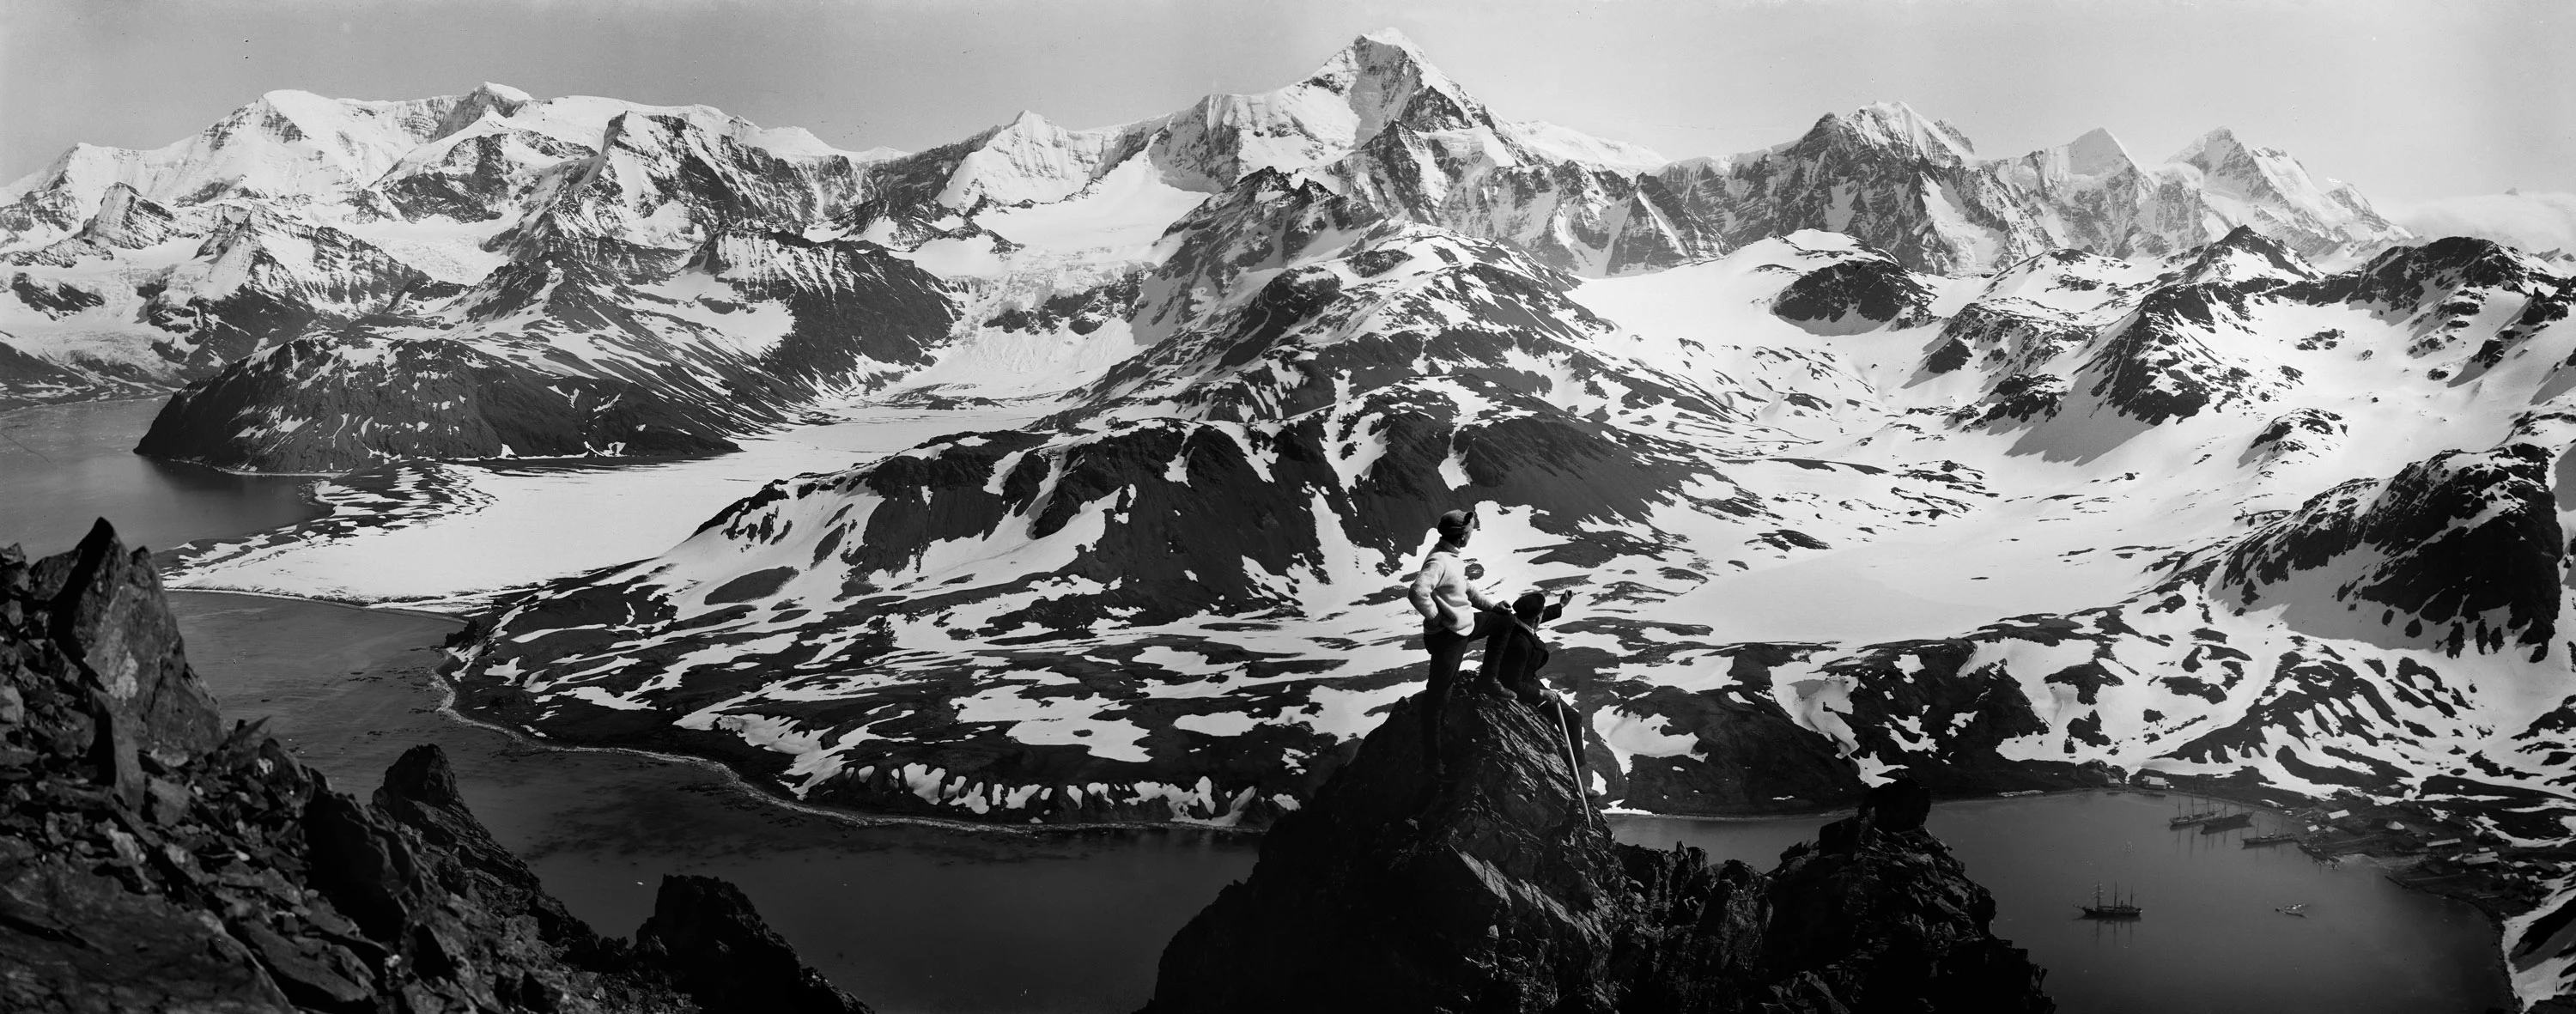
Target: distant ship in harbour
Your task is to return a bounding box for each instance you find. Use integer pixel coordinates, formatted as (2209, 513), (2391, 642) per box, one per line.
(2170, 805), (2225, 829)
(2080, 883), (2143, 920)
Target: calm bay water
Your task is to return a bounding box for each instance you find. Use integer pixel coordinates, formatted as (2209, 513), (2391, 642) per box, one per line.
(168, 592), (1254, 1014)
(1619, 798), (2508, 1013)
(0, 398), (322, 556)
(3, 398), (2517, 1013)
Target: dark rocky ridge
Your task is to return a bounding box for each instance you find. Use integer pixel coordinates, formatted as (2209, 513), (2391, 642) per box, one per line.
(1769, 252), (1938, 333)
(1143, 677), (2053, 1013)
(0, 520), (869, 1013)
(134, 333), (752, 471)
(2221, 441), (2564, 659)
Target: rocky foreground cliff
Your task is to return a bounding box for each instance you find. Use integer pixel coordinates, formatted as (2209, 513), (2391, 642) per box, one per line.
(1143, 677), (2053, 1013)
(0, 520), (866, 1014)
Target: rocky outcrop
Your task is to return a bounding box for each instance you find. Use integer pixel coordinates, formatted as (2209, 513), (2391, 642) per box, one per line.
(1141, 678), (2052, 1013)
(633, 876), (864, 1014)
(2219, 442), (2564, 659)
(2072, 281), (2287, 425)
(133, 333), (754, 472)
(0, 520), (868, 1013)
(1770, 253), (1938, 334)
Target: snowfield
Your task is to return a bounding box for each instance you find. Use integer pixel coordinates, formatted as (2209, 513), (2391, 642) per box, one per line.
(164, 404), (1047, 609)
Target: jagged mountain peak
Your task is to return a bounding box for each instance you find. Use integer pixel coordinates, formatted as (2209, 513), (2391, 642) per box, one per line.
(2059, 126), (2138, 178)
(470, 82), (533, 103)
(2168, 125), (2327, 195)
(1300, 27), (1493, 142)
(2170, 223), (2318, 284)
(945, 109), (1090, 161)
(1312, 27), (1449, 88)
(2170, 125), (2257, 167)
(1820, 101), (1979, 161)
(1354, 25), (1423, 48)
(427, 82), (537, 142)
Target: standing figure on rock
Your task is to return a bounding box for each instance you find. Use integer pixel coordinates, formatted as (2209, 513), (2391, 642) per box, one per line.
(1409, 507), (1504, 776)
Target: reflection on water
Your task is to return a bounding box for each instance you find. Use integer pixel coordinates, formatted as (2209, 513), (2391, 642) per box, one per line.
(171, 591), (1257, 1014)
(0, 398), (322, 556)
(1616, 792), (2509, 1013)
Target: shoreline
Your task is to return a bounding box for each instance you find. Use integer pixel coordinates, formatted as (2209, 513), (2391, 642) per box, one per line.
(169, 587), (1267, 841)
(167, 585), (2529, 1008)
(2123, 776), (2523, 1006)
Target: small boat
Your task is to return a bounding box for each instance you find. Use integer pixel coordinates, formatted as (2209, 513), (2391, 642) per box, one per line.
(2078, 883), (2142, 920)
(2275, 903), (2308, 917)
(2243, 833), (2298, 847)
(2199, 812), (2255, 835)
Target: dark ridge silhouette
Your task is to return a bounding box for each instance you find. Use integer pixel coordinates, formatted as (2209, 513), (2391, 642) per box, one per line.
(0, 519), (869, 1013)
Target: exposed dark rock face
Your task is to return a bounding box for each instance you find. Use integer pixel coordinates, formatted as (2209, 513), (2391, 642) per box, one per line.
(1142, 680), (2052, 1013)
(133, 231), (957, 472)
(1809, 636), (2124, 798)
(0, 520), (868, 1013)
(1632, 106), (2041, 276)
(134, 334), (751, 472)
(1771, 255), (1938, 333)
(2221, 442), (2564, 659)
(1589, 645), (1865, 816)
(1951, 373), (2069, 429)
(2075, 282), (2283, 424)
(2243, 408), (2347, 467)
(2284, 235), (2555, 313)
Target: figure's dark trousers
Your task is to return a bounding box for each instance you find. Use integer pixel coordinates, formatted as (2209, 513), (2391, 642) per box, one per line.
(1421, 610), (1508, 770)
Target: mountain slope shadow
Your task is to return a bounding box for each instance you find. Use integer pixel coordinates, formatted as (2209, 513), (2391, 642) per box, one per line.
(1142, 675), (2054, 1013)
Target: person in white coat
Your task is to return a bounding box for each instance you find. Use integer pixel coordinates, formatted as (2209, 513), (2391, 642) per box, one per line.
(1407, 507), (1504, 776)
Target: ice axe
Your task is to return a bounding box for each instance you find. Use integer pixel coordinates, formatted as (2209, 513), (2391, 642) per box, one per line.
(1554, 688), (1600, 833)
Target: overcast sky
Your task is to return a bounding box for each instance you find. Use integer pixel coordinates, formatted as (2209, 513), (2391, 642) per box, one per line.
(3, 0), (2570, 205)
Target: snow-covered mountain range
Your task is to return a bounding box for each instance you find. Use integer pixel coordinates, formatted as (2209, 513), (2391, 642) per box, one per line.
(15, 27), (2576, 1007)
(4, 29), (2403, 441)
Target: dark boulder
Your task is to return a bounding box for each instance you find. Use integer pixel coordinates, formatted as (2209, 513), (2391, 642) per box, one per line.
(26, 519), (222, 773)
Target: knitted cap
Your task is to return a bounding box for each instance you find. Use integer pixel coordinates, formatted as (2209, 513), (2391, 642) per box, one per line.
(1436, 508), (1476, 538)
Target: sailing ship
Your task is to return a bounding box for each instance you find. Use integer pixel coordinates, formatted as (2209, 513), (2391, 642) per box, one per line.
(2168, 798), (2223, 828)
(2198, 811), (2254, 835)
(2078, 883), (2143, 920)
